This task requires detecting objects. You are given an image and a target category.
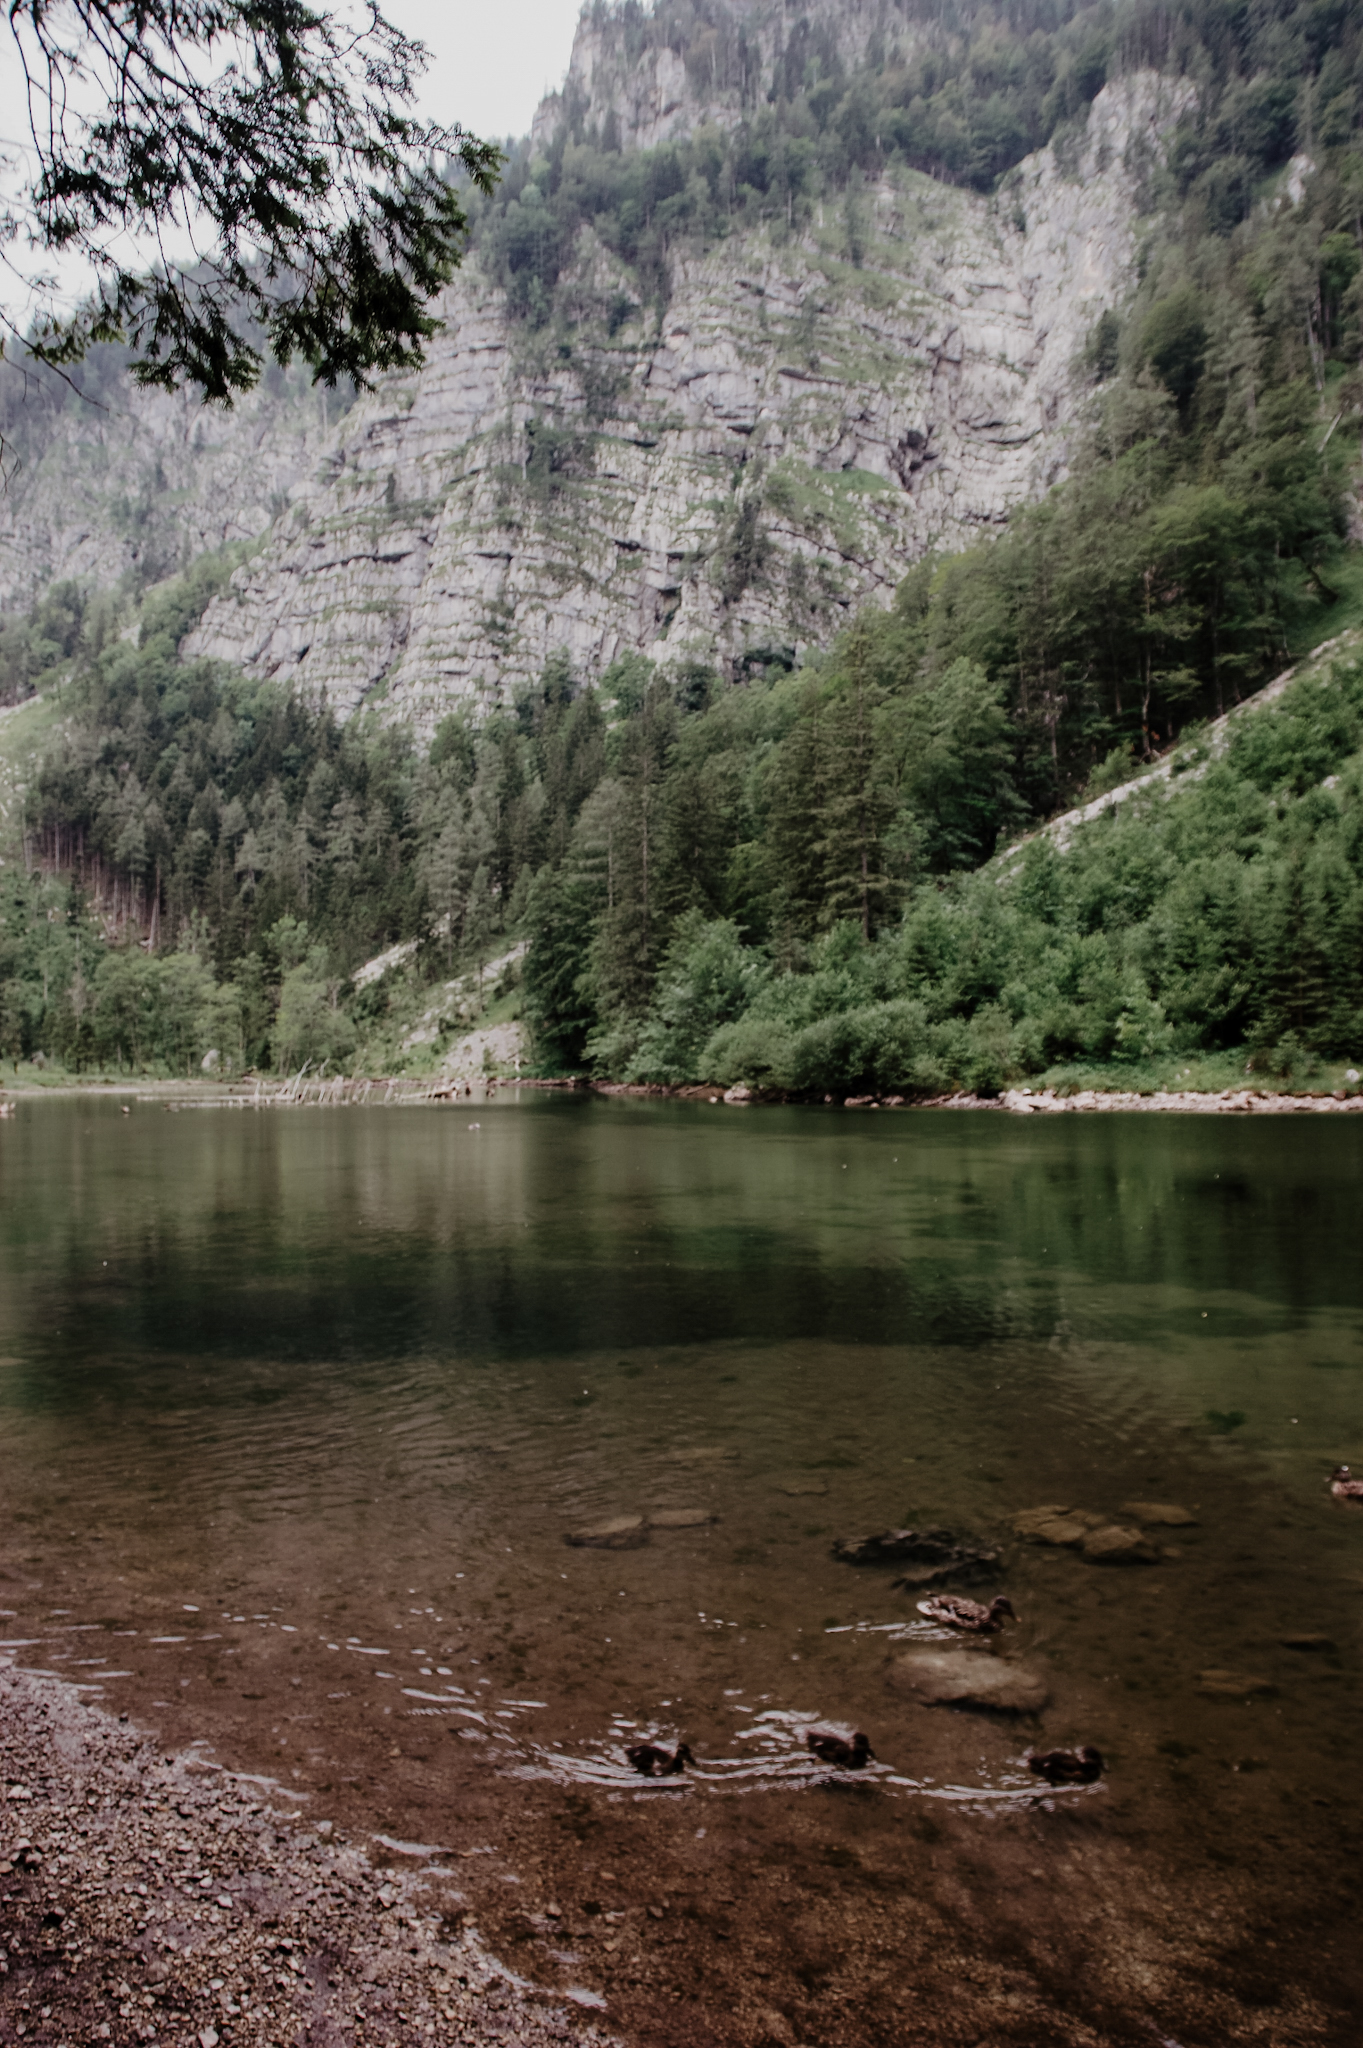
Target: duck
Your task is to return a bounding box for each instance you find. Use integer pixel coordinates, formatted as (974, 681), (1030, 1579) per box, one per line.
(626, 1741), (694, 1777)
(917, 1592), (1016, 1634)
(1027, 1745), (1103, 1787)
(1329, 1465), (1363, 1502)
(805, 1729), (874, 1770)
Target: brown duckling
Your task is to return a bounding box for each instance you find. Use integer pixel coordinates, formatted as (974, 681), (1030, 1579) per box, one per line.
(1027, 1745), (1103, 1787)
(918, 1592), (1016, 1634)
(805, 1729), (874, 1770)
(626, 1741), (694, 1777)
(1329, 1465), (1363, 1502)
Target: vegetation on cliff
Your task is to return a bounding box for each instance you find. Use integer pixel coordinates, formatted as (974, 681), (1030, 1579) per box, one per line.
(481, 0), (1359, 312)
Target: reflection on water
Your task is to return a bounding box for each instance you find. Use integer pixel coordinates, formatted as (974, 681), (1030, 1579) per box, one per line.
(2, 1094), (1362, 2038)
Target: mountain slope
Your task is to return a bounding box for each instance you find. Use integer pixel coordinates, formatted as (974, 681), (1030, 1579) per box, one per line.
(183, 73), (1187, 726)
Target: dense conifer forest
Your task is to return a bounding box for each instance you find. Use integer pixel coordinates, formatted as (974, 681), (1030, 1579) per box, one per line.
(2, 0), (1362, 1088)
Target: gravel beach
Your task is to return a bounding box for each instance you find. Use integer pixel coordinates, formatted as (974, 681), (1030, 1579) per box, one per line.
(0, 1662), (612, 2048)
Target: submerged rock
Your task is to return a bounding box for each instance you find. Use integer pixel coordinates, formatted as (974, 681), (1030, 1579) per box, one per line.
(1015, 1506), (1162, 1561)
(564, 1516), (647, 1550)
(832, 1526), (999, 1586)
(1198, 1668), (1276, 1698)
(888, 1649), (1049, 1714)
(1014, 1506), (1103, 1546)
(1121, 1501), (1199, 1526)
(1081, 1523), (1162, 1565)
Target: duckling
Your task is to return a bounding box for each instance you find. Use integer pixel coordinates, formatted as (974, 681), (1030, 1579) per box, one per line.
(917, 1592), (1016, 1634)
(805, 1729), (874, 1770)
(626, 1741), (694, 1778)
(1329, 1465), (1363, 1502)
(1027, 1745), (1103, 1787)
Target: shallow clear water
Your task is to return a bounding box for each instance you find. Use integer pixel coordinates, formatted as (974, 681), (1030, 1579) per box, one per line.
(2, 1094), (1361, 2042)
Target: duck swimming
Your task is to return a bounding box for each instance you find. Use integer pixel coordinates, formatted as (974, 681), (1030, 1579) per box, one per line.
(918, 1593), (1016, 1634)
(1027, 1746), (1103, 1786)
(1329, 1465), (1363, 1502)
(626, 1741), (694, 1777)
(805, 1729), (874, 1770)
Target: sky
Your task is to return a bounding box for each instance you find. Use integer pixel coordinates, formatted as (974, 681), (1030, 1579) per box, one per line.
(384, 0), (585, 142)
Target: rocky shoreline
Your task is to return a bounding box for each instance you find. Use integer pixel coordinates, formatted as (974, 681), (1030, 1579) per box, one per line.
(572, 1079), (1363, 1115)
(939, 1085), (1363, 1115)
(0, 1662), (611, 2048)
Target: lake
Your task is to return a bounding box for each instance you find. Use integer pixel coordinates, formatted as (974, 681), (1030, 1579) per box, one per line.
(1, 1093), (1360, 2046)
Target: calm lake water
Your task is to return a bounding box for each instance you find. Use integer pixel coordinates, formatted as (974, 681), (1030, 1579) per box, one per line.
(2, 1094), (1361, 2045)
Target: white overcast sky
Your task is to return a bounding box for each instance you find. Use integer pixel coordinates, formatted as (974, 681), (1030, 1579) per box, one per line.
(381, 0), (584, 141)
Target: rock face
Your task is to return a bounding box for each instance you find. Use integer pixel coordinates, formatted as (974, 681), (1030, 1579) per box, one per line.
(179, 68), (1192, 729)
(888, 1649), (1049, 1713)
(531, 0), (933, 156)
(1, 0), (1191, 733)
(0, 360), (331, 609)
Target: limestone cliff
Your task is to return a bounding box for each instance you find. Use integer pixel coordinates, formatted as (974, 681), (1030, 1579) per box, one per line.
(185, 69), (1188, 728)
(0, 361), (335, 608)
(0, 0), (1192, 732)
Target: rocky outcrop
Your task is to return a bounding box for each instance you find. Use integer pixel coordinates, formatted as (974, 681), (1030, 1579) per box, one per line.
(183, 70), (1189, 728)
(531, 0), (935, 155)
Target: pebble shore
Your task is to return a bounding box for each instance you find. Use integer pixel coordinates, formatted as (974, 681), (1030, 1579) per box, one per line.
(0, 1663), (611, 2048)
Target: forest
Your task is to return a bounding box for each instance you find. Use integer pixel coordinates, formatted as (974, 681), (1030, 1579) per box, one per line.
(1, 0), (1362, 1088)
